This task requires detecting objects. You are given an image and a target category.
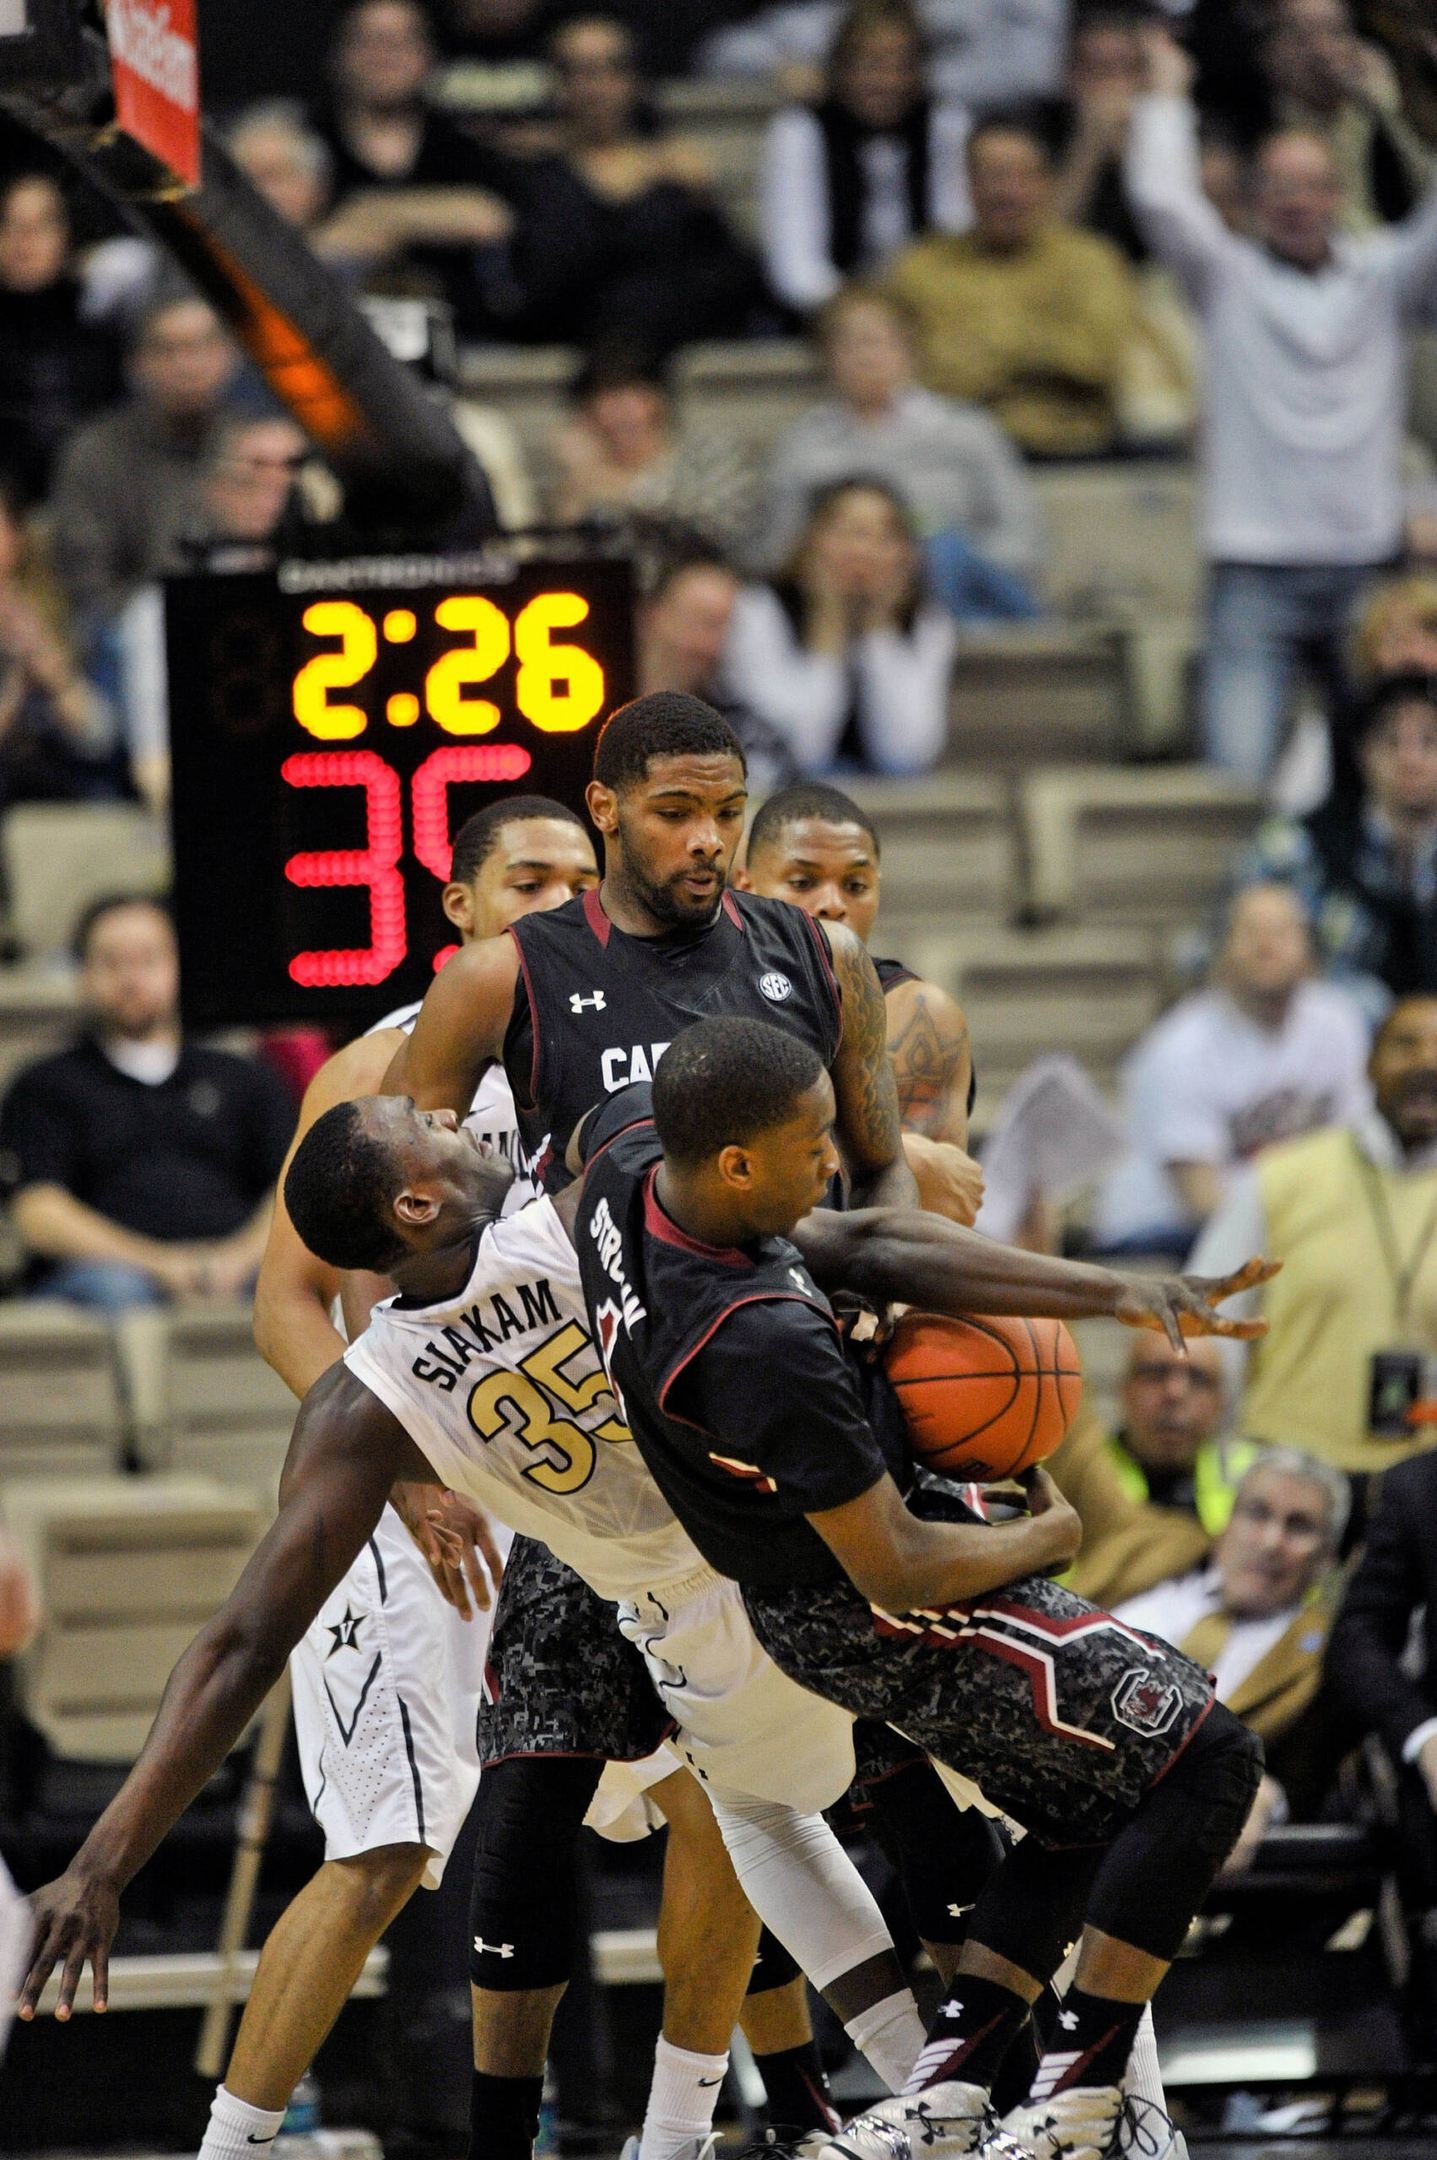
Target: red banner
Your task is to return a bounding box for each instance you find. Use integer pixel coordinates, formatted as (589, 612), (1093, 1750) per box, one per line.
(106, 0), (200, 189)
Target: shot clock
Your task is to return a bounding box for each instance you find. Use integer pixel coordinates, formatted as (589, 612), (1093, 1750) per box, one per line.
(166, 551), (634, 1027)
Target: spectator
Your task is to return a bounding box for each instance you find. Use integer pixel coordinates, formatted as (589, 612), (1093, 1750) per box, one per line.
(0, 173), (121, 504)
(636, 547), (801, 789)
(1189, 992), (1437, 1476)
(700, 0), (1069, 113)
(720, 477), (955, 773)
(1117, 1449), (1350, 1855)
(228, 101), (334, 234)
(0, 483), (121, 810)
(886, 110), (1189, 457)
(1049, 1335), (1248, 1608)
(761, 286), (1042, 621)
(760, 0), (970, 314)
(1349, 570), (1437, 686)
(1262, 0), (1431, 232)
(1126, 30), (1437, 780)
(550, 347), (759, 560)
(1242, 675), (1437, 1018)
(1049, 4), (1150, 262)
(47, 295), (242, 627)
(501, 14), (769, 353)
(0, 896), (295, 1310)
(1327, 1444), (1437, 2037)
(314, 0), (516, 328)
(1094, 882), (1372, 1252)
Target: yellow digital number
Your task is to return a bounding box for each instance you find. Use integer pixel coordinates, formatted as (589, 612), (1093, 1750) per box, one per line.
(514, 592), (606, 734)
(293, 601), (376, 740)
(521, 1321), (631, 1443)
(466, 1368), (597, 1495)
(425, 596), (511, 735)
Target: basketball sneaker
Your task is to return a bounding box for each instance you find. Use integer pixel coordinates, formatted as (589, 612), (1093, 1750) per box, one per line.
(1003, 2086), (1181, 2160)
(817, 2080), (1029, 2160)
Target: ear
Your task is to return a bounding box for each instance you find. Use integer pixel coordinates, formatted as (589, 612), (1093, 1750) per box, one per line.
(442, 880), (476, 934)
(586, 778), (619, 837)
(715, 1142), (754, 1190)
(393, 1185), (442, 1230)
(732, 861), (753, 891)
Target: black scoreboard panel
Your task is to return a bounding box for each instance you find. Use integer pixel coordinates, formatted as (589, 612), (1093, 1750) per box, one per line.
(167, 554), (634, 1028)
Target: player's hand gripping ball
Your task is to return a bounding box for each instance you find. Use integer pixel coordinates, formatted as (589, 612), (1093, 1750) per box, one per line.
(884, 1312), (1082, 1480)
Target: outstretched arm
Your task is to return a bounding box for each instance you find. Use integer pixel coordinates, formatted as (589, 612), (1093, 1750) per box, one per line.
(793, 1204), (1275, 1349)
(18, 1367), (427, 2021)
(823, 921), (921, 1211)
(381, 934), (519, 1114)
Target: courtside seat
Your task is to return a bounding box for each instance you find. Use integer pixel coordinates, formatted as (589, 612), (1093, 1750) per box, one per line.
(946, 627), (1130, 765)
(836, 772), (1019, 924)
(0, 1302), (125, 1480)
(144, 1303), (297, 1508)
(0, 1473), (265, 1761)
(1021, 765), (1265, 927)
(1, 804), (170, 961)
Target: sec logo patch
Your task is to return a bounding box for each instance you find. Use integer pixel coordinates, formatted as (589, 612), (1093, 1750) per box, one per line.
(758, 972), (793, 1003)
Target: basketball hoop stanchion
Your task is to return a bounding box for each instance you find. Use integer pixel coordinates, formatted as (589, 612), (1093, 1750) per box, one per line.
(194, 1670), (293, 2082)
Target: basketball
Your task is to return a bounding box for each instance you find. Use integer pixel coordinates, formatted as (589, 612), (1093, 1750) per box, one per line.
(883, 1312), (1084, 1481)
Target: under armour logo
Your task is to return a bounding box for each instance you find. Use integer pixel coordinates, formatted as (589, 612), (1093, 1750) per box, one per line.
(570, 990), (607, 1013)
(474, 1937), (515, 1958)
(1057, 2009), (1079, 2031)
(942, 2002), (964, 2018)
(326, 1605), (365, 1656)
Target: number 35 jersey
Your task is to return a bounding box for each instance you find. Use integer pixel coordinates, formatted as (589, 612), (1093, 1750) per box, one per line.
(342, 1195), (697, 1602)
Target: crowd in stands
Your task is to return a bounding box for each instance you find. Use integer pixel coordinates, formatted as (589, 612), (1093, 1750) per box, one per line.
(11, 0), (1437, 2076)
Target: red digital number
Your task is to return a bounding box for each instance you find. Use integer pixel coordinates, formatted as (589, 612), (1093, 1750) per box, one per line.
(411, 743), (533, 880)
(282, 751), (407, 987)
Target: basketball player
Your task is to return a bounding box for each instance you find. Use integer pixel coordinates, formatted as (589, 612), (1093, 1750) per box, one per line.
(574, 1024), (1269, 2160)
(18, 1092), (1265, 2153)
(737, 783), (981, 1224)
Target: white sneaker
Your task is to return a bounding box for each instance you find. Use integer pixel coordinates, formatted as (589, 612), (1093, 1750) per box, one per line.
(620, 2138), (719, 2160)
(817, 2080), (1000, 2160)
(1003, 2087), (1178, 2160)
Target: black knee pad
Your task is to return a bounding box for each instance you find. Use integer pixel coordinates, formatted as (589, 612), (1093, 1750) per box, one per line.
(469, 1755), (603, 1990)
(867, 1758), (1008, 1946)
(747, 1924), (803, 1996)
(1161, 1701), (1265, 1866)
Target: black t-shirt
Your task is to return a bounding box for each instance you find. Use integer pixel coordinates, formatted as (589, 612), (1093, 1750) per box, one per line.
(578, 1097), (900, 1587)
(0, 1037), (296, 1242)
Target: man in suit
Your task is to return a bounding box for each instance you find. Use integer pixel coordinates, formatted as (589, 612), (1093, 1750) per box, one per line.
(1117, 1448), (1350, 1865)
(1329, 1446), (1437, 2030)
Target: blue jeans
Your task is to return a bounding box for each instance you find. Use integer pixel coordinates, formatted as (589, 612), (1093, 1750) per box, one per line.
(924, 531), (1041, 624)
(1202, 560), (1379, 779)
(39, 1259), (166, 1310)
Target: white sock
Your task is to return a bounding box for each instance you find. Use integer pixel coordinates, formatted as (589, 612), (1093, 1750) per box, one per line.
(639, 2035), (729, 2160)
(1124, 2005), (1168, 2114)
(197, 2085), (287, 2160)
(845, 1986), (929, 2094)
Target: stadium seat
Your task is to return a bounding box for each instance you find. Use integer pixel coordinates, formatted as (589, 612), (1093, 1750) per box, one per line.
(945, 627), (1131, 765)
(1, 804), (170, 961)
(456, 344), (579, 479)
(0, 1473), (265, 1761)
(835, 772), (1020, 927)
(1030, 459), (1201, 623)
(672, 340), (824, 460)
(0, 1302), (126, 1480)
(1020, 765), (1265, 928)
(657, 79), (780, 244)
(141, 1303), (297, 1507)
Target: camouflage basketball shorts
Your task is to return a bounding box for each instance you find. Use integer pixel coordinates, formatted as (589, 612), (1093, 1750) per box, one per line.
(476, 1535), (674, 1767)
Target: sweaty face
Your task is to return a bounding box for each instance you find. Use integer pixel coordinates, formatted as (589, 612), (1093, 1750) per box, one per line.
(1221, 884), (1311, 1001)
(742, 817), (881, 945)
(458, 816), (599, 941)
(726, 1076), (841, 1236)
(367, 1095), (516, 1245)
(597, 752), (748, 928)
(1370, 998), (1437, 1151)
(1120, 1339), (1226, 1473)
(1217, 1469), (1332, 1617)
(81, 903), (180, 1039)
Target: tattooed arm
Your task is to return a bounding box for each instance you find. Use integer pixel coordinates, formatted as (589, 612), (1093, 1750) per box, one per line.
(885, 977), (972, 1146)
(822, 921), (921, 1211)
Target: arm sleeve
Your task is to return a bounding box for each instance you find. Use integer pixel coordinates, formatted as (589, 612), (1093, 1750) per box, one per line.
(676, 1298), (890, 1513)
(854, 609), (957, 775)
(762, 107), (843, 313)
(0, 1064), (80, 1196)
(1327, 1465), (1437, 1761)
(1123, 94), (1238, 305)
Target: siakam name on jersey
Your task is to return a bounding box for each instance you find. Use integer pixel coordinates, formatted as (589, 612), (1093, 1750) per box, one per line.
(411, 1279), (564, 1391)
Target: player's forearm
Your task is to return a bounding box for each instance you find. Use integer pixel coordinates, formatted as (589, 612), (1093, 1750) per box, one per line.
(253, 1278), (347, 1399)
(846, 1153), (922, 1212)
(812, 1208), (1129, 1318)
(863, 1511), (1068, 1612)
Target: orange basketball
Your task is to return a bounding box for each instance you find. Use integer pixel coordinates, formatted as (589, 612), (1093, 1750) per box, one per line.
(883, 1311), (1083, 1481)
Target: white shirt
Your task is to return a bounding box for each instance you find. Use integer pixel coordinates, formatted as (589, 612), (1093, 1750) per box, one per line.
(1094, 979), (1372, 1247)
(103, 1037), (181, 1087)
(761, 103), (971, 312)
(1117, 1567), (1298, 1703)
(1126, 94), (1437, 564)
(719, 584), (956, 776)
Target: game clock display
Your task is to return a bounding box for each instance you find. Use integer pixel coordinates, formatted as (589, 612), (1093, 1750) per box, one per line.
(167, 553), (634, 1027)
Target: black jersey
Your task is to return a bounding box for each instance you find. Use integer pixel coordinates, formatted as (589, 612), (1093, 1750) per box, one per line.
(505, 886), (844, 1192)
(578, 1106), (905, 1589)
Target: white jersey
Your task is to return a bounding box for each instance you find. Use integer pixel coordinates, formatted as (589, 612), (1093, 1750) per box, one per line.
(345, 1198), (697, 1602)
(372, 1001), (537, 1212)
